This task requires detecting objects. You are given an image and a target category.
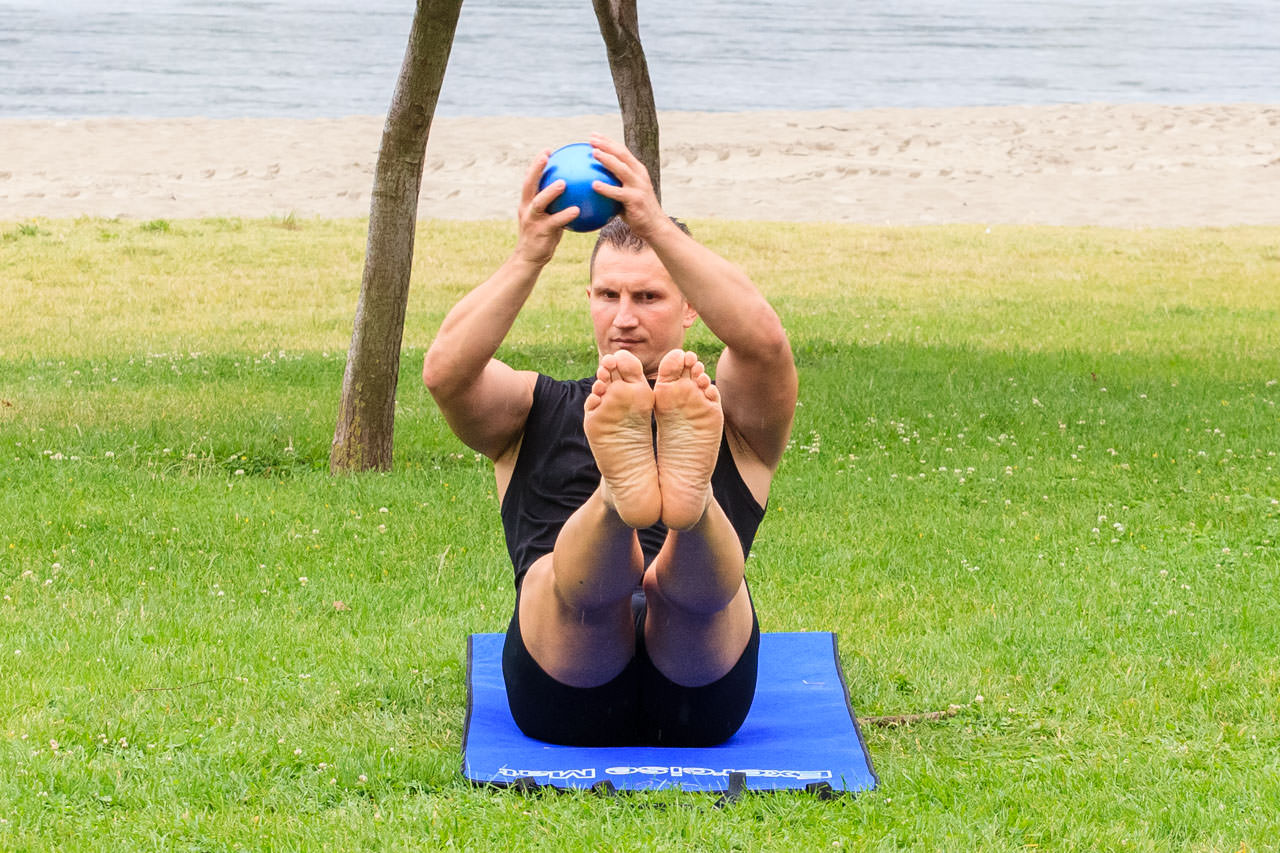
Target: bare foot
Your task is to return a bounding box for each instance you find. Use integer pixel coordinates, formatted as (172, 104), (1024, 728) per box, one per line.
(654, 349), (723, 530)
(584, 350), (662, 528)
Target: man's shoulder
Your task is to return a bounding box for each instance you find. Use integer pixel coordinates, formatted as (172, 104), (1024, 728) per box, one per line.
(497, 372), (595, 485)
(524, 375), (595, 437)
(530, 373), (595, 405)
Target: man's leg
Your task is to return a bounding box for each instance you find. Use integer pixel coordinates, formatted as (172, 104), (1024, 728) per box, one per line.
(516, 349), (660, 687)
(643, 349), (755, 686)
(518, 348), (752, 690)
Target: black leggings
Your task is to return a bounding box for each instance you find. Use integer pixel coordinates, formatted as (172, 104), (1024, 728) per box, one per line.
(501, 591), (760, 747)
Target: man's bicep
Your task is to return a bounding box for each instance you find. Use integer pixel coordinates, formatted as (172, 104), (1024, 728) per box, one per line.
(432, 361), (537, 460)
(715, 343), (797, 470)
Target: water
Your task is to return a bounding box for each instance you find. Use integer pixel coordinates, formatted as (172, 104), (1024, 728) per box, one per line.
(1, 0), (1276, 119)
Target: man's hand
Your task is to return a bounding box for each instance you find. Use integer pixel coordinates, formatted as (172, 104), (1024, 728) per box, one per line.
(588, 134), (672, 242)
(515, 149), (581, 266)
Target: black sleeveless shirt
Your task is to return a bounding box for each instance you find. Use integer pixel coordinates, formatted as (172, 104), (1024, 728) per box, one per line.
(500, 374), (766, 583)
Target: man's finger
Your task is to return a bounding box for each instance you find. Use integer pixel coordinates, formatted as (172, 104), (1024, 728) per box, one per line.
(589, 145), (627, 176)
(588, 132), (628, 157)
(547, 205), (581, 228)
(591, 179), (624, 201)
(588, 134), (641, 169)
(530, 179), (566, 213)
(520, 149), (553, 206)
(588, 141), (648, 191)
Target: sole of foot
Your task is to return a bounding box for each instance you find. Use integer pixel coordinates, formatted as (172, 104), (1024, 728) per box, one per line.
(583, 349), (662, 528)
(654, 349), (723, 530)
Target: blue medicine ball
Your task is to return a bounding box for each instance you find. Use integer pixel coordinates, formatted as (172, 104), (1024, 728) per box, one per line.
(539, 143), (622, 232)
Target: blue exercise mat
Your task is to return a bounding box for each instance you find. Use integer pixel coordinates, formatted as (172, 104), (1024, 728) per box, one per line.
(462, 631), (877, 793)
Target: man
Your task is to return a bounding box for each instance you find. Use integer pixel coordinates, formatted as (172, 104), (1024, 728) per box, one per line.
(423, 134), (796, 747)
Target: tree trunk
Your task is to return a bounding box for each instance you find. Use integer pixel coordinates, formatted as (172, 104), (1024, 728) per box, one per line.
(592, 0), (662, 201)
(330, 0), (464, 473)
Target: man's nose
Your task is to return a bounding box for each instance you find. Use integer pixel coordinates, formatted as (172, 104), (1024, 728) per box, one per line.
(613, 296), (639, 328)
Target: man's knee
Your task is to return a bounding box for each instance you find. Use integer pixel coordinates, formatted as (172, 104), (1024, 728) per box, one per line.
(641, 565), (746, 618)
(502, 601), (645, 746)
(515, 562), (639, 688)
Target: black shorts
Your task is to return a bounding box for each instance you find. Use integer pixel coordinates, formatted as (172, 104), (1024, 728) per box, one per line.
(501, 590), (760, 747)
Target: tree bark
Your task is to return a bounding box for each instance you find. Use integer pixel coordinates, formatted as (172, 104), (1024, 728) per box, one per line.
(330, 0), (464, 473)
(592, 0), (662, 201)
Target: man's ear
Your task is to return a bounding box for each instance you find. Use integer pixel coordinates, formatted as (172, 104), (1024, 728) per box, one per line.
(682, 301), (699, 329)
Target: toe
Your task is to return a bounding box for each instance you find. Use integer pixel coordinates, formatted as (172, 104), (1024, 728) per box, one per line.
(657, 348), (687, 382)
(615, 348), (647, 381)
(598, 353), (619, 380)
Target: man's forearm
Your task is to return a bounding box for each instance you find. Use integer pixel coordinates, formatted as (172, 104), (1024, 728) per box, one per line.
(646, 221), (787, 357)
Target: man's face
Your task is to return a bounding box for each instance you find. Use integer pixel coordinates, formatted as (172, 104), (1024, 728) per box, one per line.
(588, 245), (697, 377)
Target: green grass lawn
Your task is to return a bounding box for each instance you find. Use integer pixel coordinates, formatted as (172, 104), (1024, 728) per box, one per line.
(2, 217), (1278, 850)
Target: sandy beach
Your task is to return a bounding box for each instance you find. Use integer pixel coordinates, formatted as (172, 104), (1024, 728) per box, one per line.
(3, 104), (1278, 226)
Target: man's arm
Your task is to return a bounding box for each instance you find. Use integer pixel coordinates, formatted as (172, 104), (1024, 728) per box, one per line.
(589, 135), (798, 470)
(422, 151), (580, 460)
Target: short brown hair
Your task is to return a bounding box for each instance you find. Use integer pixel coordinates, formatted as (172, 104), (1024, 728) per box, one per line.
(589, 216), (691, 274)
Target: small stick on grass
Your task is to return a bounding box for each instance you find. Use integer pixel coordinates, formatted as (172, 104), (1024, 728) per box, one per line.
(864, 703), (964, 727)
